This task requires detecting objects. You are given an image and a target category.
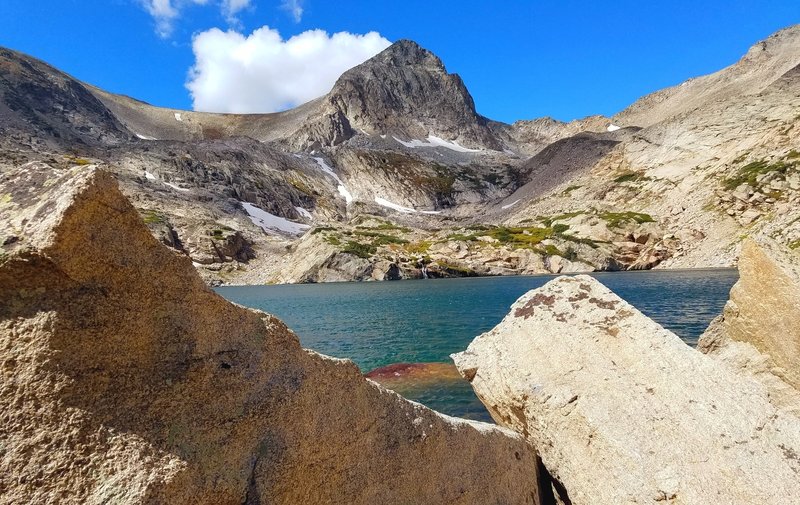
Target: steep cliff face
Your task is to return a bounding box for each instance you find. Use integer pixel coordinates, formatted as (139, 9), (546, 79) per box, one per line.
(0, 165), (540, 504)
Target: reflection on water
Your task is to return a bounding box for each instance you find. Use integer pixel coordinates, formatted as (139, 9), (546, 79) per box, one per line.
(218, 269), (738, 422)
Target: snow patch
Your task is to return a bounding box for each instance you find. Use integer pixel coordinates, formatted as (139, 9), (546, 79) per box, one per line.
(373, 197), (440, 215)
(144, 171), (157, 181)
(501, 199), (520, 210)
(607, 124), (621, 132)
(241, 202), (310, 236)
(136, 133), (157, 140)
(374, 197), (416, 214)
(295, 206), (313, 219)
(174, 112), (183, 122)
(164, 182), (190, 192)
(393, 135), (481, 153)
(312, 157), (353, 203)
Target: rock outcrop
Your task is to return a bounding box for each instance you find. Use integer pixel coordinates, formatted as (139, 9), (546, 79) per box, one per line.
(453, 275), (800, 505)
(698, 237), (800, 413)
(0, 164), (539, 504)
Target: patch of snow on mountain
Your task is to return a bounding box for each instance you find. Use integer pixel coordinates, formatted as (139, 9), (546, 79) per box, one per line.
(312, 157), (353, 203)
(295, 206), (313, 219)
(136, 133), (158, 140)
(242, 202), (310, 236)
(144, 171), (157, 180)
(164, 182), (190, 192)
(426, 135), (481, 152)
(392, 135), (481, 153)
(607, 124), (621, 132)
(174, 113), (183, 122)
(375, 197), (416, 213)
(501, 199), (520, 210)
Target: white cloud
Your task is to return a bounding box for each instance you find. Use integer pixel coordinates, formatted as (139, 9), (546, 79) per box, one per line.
(140, 0), (249, 38)
(222, 0), (252, 25)
(186, 27), (391, 113)
(281, 0), (303, 22)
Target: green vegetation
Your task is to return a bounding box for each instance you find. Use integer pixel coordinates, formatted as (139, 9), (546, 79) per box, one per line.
(787, 149), (800, 160)
(598, 211), (654, 228)
(538, 211), (583, 227)
(68, 156), (91, 166)
(613, 171), (649, 184)
(141, 210), (165, 225)
(324, 235), (342, 246)
(353, 230), (409, 246)
(356, 221), (411, 233)
(405, 240), (432, 254)
(789, 239), (800, 250)
(311, 226), (337, 234)
(722, 159), (795, 190)
(288, 178), (314, 195)
(561, 185), (581, 196)
(341, 240), (377, 259)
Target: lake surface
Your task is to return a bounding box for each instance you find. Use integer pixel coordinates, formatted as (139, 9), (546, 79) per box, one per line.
(217, 269), (738, 422)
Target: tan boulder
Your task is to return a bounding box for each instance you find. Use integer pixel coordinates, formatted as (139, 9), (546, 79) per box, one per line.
(698, 237), (800, 413)
(453, 275), (800, 505)
(0, 165), (539, 504)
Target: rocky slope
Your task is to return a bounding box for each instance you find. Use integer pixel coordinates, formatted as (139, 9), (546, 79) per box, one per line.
(0, 164), (540, 504)
(2, 26), (800, 284)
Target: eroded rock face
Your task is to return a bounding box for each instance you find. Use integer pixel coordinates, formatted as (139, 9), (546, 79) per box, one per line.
(0, 165), (539, 504)
(453, 275), (800, 505)
(698, 237), (800, 413)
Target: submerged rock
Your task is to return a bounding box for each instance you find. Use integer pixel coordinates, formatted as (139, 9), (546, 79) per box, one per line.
(698, 237), (800, 414)
(0, 165), (539, 504)
(453, 274), (800, 505)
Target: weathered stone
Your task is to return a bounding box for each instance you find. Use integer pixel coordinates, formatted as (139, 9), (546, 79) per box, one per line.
(0, 165), (539, 505)
(453, 274), (800, 505)
(698, 237), (800, 413)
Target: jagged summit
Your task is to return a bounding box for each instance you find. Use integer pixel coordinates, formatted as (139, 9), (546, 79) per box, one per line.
(289, 39), (501, 150)
(366, 39), (446, 70)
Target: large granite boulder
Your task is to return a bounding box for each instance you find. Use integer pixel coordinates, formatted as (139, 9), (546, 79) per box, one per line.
(453, 274), (800, 505)
(698, 237), (800, 414)
(0, 164), (539, 504)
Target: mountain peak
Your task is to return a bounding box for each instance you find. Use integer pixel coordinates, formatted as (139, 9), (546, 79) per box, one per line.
(285, 38), (500, 150)
(372, 39), (444, 69)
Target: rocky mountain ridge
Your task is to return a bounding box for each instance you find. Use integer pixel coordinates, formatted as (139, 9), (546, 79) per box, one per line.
(2, 26), (800, 284)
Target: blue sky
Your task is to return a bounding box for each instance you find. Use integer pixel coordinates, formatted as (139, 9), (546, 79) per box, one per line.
(1, 0), (798, 122)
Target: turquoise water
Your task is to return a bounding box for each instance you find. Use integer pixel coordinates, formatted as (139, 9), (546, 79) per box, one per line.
(217, 269), (738, 421)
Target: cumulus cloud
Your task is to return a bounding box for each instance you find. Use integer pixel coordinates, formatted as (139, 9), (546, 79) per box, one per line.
(140, 0), (251, 37)
(281, 0), (303, 22)
(186, 27), (391, 113)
